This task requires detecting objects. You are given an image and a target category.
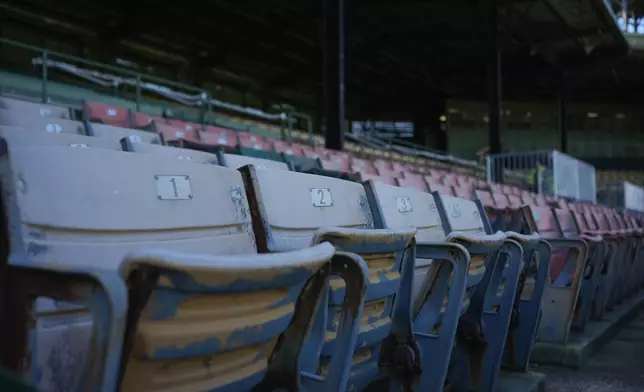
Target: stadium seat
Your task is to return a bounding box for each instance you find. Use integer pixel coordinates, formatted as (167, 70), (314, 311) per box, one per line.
(591, 211), (632, 308)
(0, 127), (122, 150)
(466, 197), (550, 374)
(0, 97), (72, 119)
(120, 136), (219, 164)
(84, 100), (132, 127)
(202, 125), (239, 149)
(357, 173), (397, 186)
(1, 142), (366, 392)
(570, 210), (615, 321)
(518, 206), (587, 344)
(272, 139), (304, 156)
(240, 165), (420, 391)
(364, 180), (472, 390)
(221, 153), (289, 170)
(237, 132), (272, 151)
(427, 182), (454, 196)
(432, 193), (522, 392)
(608, 211), (643, 297)
(131, 112), (154, 128)
(0, 109), (85, 134)
(117, 242), (367, 392)
(153, 121), (199, 143)
(395, 175), (429, 192)
(88, 123), (163, 144)
(554, 208), (604, 331)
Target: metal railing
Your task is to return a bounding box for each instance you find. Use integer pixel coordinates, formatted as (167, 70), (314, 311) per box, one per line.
(0, 38), (315, 141)
(597, 181), (644, 212)
(485, 150), (597, 202)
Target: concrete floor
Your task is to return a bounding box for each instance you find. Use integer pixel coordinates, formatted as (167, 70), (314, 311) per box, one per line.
(536, 311), (644, 392)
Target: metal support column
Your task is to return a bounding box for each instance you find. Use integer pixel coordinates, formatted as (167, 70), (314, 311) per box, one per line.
(487, 5), (503, 182)
(557, 95), (568, 153)
(323, 0), (345, 151)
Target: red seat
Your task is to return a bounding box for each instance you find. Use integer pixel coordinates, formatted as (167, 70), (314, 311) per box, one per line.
(201, 125), (239, 148)
(132, 112), (154, 128)
(272, 140), (305, 156)
(166, 119), (201, 133)
(85, 101), (131, 127)
(237, 132), (272, 151)
(155, 122), (198, 143)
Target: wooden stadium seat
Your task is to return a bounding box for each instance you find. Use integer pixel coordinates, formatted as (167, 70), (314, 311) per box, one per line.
(0, 109), (85, 134)
(518, 205), (587, 345)
(237, 132), (272, 151)
(431, 193), (523, 392)
(1, 144), (364, 392)
(272, 140), (305, 156)
(358, 173), (397, 186)
(0, 97), (71, 119)
(554, 208), (604, 331)
(120, 135), (219, 164)
(153, 122), (199, 143)
(240, 165), (419, 390)
(0, 127), (122, 150)
(221, 153), (289, 170)
(395, 175), (429, 192)
(84, 101), (132, 127)
(88, 123), (163, 144)
(202, 125), (239, 149)
(132, 112), (154, 128)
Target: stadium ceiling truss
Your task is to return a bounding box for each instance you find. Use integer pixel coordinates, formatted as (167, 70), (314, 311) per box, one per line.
(0, 0), (639, 109)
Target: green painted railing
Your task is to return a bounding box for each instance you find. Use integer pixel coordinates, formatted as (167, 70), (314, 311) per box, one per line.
(0, 38), (317, 142)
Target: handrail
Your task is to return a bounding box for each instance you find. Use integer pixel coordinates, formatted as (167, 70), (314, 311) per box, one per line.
(0, 37), (288, 127)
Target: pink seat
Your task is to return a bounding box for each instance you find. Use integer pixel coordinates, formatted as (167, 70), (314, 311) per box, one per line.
(200, 126), (239, 148)
(359, 173), (397, 186)
(301, 145), (321, 159)
(396, 176), (428, 192)
(272, 140), (305, 156)
(321, 158), (350, 172)
(507, 194), (523, 206)
(376, 167), (402, 178)
(491, 193), (510, 209)
(373, 159), (393, 172)
(453, 185), (472, 200)
(392, 162), (409, 173)
(474, 189), (495, 208)
(350, 157), (377, 175)
(428, 183), (454, 196)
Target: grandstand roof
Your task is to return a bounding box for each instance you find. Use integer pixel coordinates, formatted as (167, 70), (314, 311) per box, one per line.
(0, 0), (631, 112)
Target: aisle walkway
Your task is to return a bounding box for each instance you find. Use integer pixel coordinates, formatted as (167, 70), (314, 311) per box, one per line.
(538, 311), (644, 392)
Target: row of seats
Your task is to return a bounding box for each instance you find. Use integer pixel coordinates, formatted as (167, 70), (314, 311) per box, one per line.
(0, 97), (544, 199)
(0, 96), (643, 392)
